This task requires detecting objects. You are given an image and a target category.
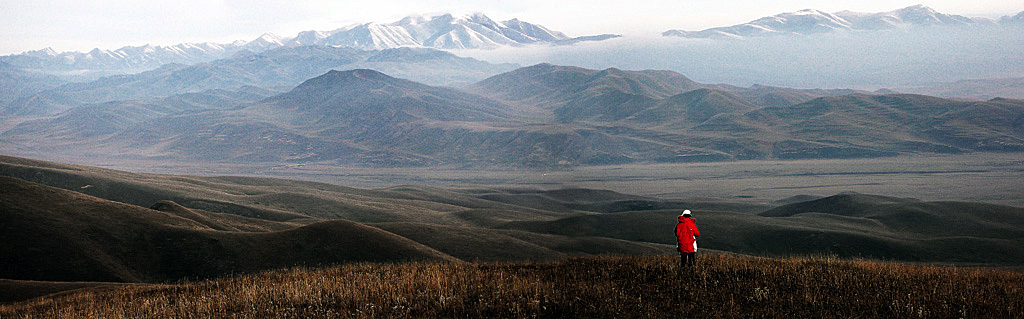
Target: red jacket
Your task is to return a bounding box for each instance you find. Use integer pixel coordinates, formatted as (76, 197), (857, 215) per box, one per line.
(675, 216), (700, 253)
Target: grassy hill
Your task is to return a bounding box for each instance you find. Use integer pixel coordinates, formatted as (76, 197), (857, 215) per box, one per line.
(0, 176), (455, 283)
(502, 193), (1024, 265)
(0, 156), (703, 283)
(2, 254), (1021, 318)
(371, 222), (669, 262)
(2, 155), (1023, 304)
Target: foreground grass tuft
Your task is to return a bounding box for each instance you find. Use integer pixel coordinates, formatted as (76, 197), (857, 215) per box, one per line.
(3, 254), (1022, 318)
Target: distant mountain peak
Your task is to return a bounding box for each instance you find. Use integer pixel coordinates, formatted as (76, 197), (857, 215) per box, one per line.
(2, 12), (611, 74)
(255, 33), (283, 41)
(664, 4), (1004, 38)
(897, 4), (935, 13)
(27, 47), (57, 57)
(300, 69), (398, 88)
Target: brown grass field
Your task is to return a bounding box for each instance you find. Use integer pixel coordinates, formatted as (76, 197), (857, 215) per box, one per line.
(3, 254), (1021, 318)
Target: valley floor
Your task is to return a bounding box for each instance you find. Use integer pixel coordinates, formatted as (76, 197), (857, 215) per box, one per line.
(3, 254), (1021, 318)
(11, 152), (1024, 207)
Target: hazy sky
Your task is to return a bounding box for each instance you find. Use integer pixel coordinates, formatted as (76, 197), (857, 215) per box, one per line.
(1, 0), (1021, 55)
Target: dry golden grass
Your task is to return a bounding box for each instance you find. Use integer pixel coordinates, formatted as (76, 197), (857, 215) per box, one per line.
(3, 254), (1022, 318)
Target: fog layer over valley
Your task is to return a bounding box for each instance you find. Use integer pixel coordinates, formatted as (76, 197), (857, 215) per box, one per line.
(460, 24), (1024, 89)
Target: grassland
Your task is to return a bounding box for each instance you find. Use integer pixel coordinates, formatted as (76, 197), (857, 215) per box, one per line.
(3, 155), (1023, 284)
(2, 254), (1021, 318)
(17, 152), (1023, 207)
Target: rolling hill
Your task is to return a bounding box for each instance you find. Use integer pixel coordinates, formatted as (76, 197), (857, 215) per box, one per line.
(747, 94), (1024, 156)
(0, 86), (280, 148)
(0, 176), (458, 282)
(2, 46), (515, 116)
(467, 63), (702, 112)
(1, 155), (1023, 304)
(502, 193), (1024, 265)
(5, 65), (1024, 167)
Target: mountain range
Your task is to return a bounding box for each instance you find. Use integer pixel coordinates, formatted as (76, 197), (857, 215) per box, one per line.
(5, 64), (1023, 168)
(0, 13), (615, 77)
(0, 46), (516, 117)
(664, 5), (1024, 38)
(902, 77), (1024, 99)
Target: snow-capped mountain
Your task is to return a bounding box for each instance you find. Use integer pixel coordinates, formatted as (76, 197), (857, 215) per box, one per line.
(1, 13), (615, 75)
(664, 5), (1020, 38)
(285, 30), (330, 46)
(836, 5), (977, 30)
(314, 13), (589, 50)
(2, 42), (236, 73)
(241, 33), (286, 52)
(664, 9), (851, 38)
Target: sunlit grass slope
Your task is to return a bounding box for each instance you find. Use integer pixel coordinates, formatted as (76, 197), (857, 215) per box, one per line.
(3, 254), (1021, 318)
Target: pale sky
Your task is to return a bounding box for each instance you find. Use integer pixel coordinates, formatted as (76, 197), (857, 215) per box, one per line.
(1, 0), (1021, 55)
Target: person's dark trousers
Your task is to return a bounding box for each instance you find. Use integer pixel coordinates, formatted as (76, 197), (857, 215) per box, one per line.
(680, 252), (695, 268)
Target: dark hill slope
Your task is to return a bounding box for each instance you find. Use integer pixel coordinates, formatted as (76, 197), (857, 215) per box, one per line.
(0, 156), (587, 225)
(760, 193), (919, 217)
(502, 194), (1024, 265)
(760, 193), (1024, 238)
(372, 222), (668, 262)
(0, 176), (455, 282)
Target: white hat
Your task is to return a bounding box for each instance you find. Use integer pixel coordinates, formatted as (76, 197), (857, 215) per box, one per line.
(682, 209), (692, 216)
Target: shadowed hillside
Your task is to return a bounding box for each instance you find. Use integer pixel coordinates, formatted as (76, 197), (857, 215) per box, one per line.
(0, 176), (456, 283)
(371, 222), (670, 262)
(503, 193), (1024, 265)
(0, 156), (721, 285)
(3, 155), (1022, 270)
(1, 155), (1022, 304)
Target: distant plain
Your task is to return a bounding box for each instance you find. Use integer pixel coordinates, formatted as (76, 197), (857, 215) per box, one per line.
(15, 152), (1023, 207)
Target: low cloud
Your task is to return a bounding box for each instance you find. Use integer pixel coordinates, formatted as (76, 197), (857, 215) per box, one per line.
(457, 25), (1024, 89)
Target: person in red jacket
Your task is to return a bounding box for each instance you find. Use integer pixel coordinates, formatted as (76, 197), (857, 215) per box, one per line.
(675, 209), (700, 268)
